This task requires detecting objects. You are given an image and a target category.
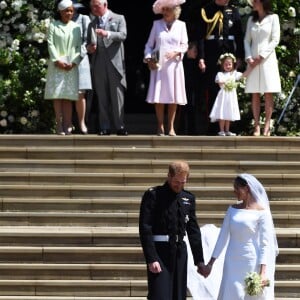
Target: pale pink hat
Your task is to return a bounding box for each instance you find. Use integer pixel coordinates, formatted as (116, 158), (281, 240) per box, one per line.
(152, 0), (186, 14)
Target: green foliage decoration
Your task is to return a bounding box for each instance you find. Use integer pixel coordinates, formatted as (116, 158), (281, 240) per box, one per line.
(0, 0), (54, 133)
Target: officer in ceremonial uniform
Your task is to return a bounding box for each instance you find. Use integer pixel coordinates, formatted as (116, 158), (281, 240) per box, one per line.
(195, 0), (244, 135)
(139, 160), (206, 300)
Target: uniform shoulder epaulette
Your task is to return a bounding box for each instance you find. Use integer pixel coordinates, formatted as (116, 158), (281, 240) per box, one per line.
(182, 189), (194, 197)
(148, 186), (159, 193)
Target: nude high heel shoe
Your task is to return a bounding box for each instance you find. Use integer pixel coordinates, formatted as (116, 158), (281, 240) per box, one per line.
(263, 129), (271, 136)
(157, 126), (165, 136)
(80, 123), (88, 135)
(253, 125), (260, 136)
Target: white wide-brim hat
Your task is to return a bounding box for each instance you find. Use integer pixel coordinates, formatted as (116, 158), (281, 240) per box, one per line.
(58, 0), (73, 11)
(152, 0), (186, 14)
(247, 0), (253, 6)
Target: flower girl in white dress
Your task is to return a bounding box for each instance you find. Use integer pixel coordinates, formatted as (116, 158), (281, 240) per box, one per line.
(209, 53), (251, 136)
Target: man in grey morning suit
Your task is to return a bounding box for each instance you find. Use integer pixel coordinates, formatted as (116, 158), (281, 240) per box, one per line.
(87, 0), (128, 135)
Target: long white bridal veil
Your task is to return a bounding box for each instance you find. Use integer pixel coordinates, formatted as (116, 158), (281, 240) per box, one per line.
(239, 173), (279, 257)
(186, 224), (226, 300)
(238, 173), (279, 299)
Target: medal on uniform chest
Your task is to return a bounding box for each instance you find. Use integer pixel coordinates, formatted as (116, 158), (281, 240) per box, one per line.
(185, 215), (189, 223)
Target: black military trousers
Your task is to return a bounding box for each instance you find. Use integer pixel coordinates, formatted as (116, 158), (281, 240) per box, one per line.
(147, 242), (188, 300)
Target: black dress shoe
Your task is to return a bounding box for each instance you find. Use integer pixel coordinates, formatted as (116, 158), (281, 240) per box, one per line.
(116, 128), (128, 136)
(98, 129), (111, 136)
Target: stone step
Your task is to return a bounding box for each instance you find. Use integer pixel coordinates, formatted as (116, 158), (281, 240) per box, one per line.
(0, 246), (144, 263)
(0, 185), (299, 200)
(0, 227), (298, 248)
(1, 172), (300, 186)
(276, 248), (300, 263)
(0, 297), (151, 300)
(0, 226), (139, 247)
(0, 296), (294, 300)
(0, 147), (299, 161)
(0, 135), (298, 299)
(0, 279), (297, 297)
(2, 198), (300, 213)
(0, 135), (299, 149)
(0, 263), (146, 280)
(0, 297), (155, 300)
(0, 246), (298, 264)
(0, 262), (297, 280)
(1, 159), (300, 174)
(0, 211), (299, 228)
(276, 264), (300, 280)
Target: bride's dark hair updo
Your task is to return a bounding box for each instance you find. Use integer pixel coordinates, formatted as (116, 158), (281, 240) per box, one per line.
(234, 176), (248, 187)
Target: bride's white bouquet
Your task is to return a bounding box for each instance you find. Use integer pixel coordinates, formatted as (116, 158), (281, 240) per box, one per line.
(244, 272), (270, 296)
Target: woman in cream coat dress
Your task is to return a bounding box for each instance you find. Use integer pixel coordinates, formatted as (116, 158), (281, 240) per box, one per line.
(244, 0), (281, 136)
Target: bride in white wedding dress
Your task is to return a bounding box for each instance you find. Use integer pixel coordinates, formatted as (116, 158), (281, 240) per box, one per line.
(187, 174), (278, 300)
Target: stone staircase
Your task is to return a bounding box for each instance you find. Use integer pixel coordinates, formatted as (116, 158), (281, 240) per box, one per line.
(0, 134), (299, 299)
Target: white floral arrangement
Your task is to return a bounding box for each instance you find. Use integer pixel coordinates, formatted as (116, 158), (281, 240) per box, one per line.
(223, 78), (239, 91)
(244, 272), (270, 296)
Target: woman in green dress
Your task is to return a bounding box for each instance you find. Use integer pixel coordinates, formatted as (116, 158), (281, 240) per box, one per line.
(44, 0), (82, 135)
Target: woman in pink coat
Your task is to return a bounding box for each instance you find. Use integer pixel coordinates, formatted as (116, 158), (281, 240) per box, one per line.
(144, 0), (188, 136)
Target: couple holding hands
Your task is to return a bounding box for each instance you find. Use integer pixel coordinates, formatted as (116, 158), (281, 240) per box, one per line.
(139, 160), (278, 299)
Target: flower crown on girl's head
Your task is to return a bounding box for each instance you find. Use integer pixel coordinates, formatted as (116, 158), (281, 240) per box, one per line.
(218, 53), (237, 65)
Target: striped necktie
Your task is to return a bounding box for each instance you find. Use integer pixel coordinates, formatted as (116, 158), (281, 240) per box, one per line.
(98, 16), (104, 28)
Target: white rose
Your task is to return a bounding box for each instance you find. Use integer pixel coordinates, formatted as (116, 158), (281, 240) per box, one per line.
(39, 58), (47, 65)
(278, 93), (286, 100)
(0, 111), (8, 117)
(0, 119), (7, 127)
(11, 0), (23, 11)
(0, 1), (7, 9)
(294, 28), (300, 35)
(20, 117), (28, 125)
(280, 45), (287, 51)
(244, 6), (252, 15)
(31, 110), (39, 117)
(288, 7), (296, 17)
(19, 23), (26, 33)
(277, 125), (287, 133)
(238, 7), (245, 16)
(11, 39), (20, 51)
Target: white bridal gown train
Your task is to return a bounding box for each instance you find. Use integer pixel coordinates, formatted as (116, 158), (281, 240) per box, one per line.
(186, 224), (225, 300)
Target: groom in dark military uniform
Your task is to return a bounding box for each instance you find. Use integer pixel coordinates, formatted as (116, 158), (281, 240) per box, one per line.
(139, 160), (207, 300)
(194, 0), (244, 135)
